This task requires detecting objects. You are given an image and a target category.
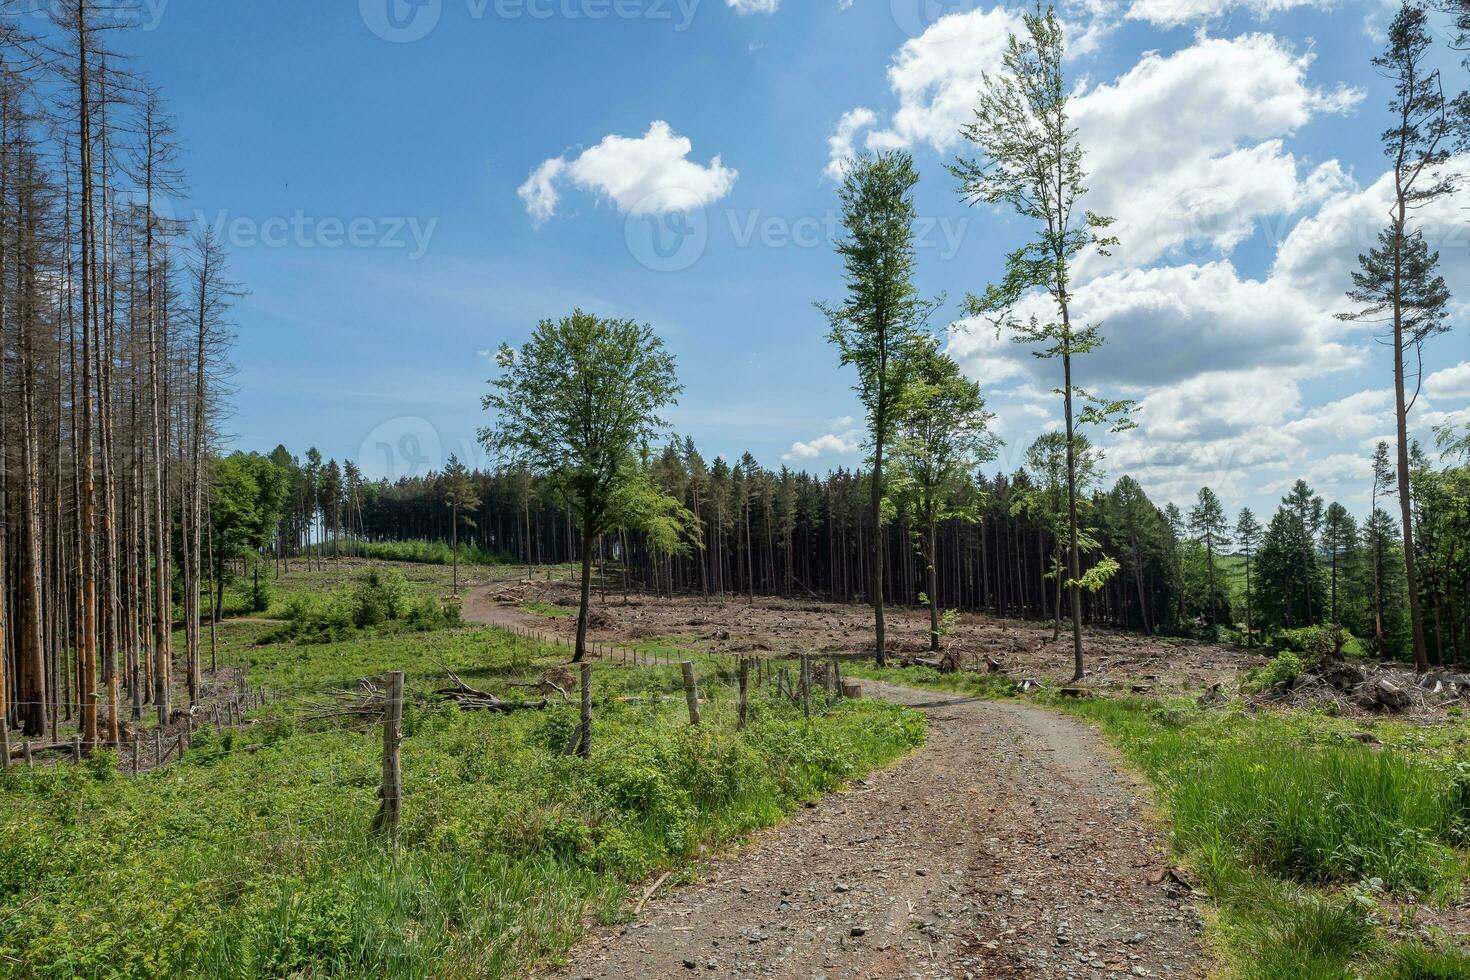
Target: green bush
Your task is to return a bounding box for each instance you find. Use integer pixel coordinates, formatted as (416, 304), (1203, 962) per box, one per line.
(1242, 651), (1304, 693)
(309, 539), (509, 567)
(238, 568), (273, 614)
(354, 568), (411, 627)
(1269, 626), (1356, 664)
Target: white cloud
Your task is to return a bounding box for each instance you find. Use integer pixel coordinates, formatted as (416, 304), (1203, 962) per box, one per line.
(829, 26), (1360, 268)
(829, 6), (1023, 172)
(825, 107), (877, 181)
(1125, 0), (1333, 29)
(728, 0), (778, 11)
(1071, 33), (1361, 268)
(1272, 158), (1470, 306)
(827, 15), (1458, 512)
(1427, 362), (1470, 401)
(783, 424), (862, 461)
(517, 158), (566, 224)
(951, 259), (1362, 393)
(519, 121), (738, 223)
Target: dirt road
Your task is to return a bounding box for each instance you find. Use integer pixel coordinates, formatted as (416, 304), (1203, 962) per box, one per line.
(464, 589), (1205, 978)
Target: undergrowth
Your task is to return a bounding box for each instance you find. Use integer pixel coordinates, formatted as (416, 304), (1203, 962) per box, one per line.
(0, 627), (922, 979)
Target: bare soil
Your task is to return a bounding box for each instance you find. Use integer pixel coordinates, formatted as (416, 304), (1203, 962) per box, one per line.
(463, 578), (1263, 695)
(464, 584), (1210, 978)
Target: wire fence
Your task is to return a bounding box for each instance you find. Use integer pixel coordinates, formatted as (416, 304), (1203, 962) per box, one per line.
(2, 685), (272, 774)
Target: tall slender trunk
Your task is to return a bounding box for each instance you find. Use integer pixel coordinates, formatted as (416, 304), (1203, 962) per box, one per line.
(1060, 340), (1084, 682)
(76, 13), (100, 746)
(573, 517), (593, 663)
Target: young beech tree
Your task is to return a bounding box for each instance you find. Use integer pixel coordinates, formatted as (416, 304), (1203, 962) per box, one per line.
(891, 335), (997, 651)
(1234, 508), (1262, 648)
(1019, 431), (1101, 640)
(951, 4), (1131, 681)
(821, 150), (936, 667)
(481, 311), (683, 663)
(1337, 3), (1465, 672)
(442, 454), (480, 596)
(1188, 487), (1231, 638)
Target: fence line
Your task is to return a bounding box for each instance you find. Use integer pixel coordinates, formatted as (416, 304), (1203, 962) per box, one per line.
(3, 685), (273, 774)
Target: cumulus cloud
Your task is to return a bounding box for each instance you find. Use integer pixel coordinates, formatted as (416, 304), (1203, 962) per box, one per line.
(826, 11), (1458, 511)
(1125, 0), (1333, 29)
(1427, 362), (1470, 401)
(1072, 33), (1361, 268)
(828, 24), (1360, 269)
(783, 422), (862, 461)
(825, 107), (878, 181)
(727, 0), (778, 11)
(519, 121), (738, 224)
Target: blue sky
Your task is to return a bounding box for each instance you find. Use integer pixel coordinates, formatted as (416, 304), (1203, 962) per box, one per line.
(98, 0), (1468, 519)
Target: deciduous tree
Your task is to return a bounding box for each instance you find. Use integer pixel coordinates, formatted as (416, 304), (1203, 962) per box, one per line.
(481, 310), (682, 663)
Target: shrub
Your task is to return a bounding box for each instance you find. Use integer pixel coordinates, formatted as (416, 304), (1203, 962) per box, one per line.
(1242, 651), (1304, 693)
(238, 568), (273, 614)
(1269, 626), (1354, 665)
(353, 568), (411, 627)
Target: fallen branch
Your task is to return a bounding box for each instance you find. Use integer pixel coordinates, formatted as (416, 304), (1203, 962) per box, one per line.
(635, 871), (672, 915)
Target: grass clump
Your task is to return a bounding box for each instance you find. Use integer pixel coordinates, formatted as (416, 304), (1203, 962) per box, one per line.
(1377, 942), (1470, 979)
(1241, 650), (1305, 693)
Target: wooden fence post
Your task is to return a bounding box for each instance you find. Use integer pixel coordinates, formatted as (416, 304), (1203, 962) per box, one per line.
(801, 656), (811, 719)
(579, 664), (593, 759)
(153, 730), (162, 767)
(131, 735), (141, 774)
(72, 734), (82, 763)
(832, 657), (843, 698)
(374, 671), (405, 841)
(738, 658), (749, 732)
(681, 661), (701, 726)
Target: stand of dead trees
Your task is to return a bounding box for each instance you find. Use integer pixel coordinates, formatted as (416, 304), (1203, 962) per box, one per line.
(0, 2), (237, 751)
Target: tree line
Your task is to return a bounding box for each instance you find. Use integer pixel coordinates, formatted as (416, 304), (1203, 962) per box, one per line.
(254, 428), (1469, 668)
(0, 1), (239, 755)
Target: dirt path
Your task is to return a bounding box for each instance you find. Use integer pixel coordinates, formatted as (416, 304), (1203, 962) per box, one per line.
(547, 682), (1202, 979)
(463, 587), (1205, 978)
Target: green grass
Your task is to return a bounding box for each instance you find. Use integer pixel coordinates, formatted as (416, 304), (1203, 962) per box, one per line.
(0, 622), (924, 979)
(306, 539), (509, 567)
(522, 601), (576, 619)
